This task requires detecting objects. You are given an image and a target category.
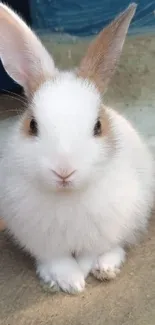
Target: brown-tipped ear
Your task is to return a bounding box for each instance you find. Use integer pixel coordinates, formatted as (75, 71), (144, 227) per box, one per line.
(0, 3), (56, 96)
(78, 3), (137, 93)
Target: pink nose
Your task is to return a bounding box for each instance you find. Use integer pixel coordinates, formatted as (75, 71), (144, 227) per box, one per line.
(52, 169), (76, 180)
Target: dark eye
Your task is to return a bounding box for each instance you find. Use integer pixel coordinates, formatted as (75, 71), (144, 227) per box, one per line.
(30, 118), (38, 136)
(94, 119), (102, 136)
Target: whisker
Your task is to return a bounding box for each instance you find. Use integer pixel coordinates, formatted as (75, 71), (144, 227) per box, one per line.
(0, 108), (23, 115)
(1, 95), (27, 110)
(1, 89), (27, 106)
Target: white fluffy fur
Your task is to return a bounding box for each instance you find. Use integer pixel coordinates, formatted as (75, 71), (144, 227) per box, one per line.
(0, 3), (154, 294)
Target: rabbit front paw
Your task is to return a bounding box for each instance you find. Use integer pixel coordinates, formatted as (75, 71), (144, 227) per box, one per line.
(91, 247), (126, 281)
(36, 257), (85, 294)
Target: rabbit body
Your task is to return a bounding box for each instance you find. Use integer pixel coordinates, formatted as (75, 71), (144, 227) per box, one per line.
(0, 99), (154, 292)
(0, 3), (154, 293)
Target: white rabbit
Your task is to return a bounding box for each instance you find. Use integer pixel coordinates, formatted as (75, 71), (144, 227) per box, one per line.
(0, 3), (154, 294)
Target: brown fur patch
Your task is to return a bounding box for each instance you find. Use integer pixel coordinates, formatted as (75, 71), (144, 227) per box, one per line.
(99, 105), (111, 137)
(21, 111), (32, 137)
(0, 218), (6, 231)
(99, 104), (117, 151)
(22, 118), (31, 136)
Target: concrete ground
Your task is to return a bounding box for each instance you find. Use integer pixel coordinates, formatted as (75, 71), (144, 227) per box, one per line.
(0, 34), (155, 325)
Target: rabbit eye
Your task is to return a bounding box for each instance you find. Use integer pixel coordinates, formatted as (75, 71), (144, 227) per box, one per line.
(94, 119), (102, 136)
(30, 118), (38, 136)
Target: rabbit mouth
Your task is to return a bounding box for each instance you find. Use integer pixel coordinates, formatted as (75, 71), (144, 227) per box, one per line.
(56, 180), (74, 191)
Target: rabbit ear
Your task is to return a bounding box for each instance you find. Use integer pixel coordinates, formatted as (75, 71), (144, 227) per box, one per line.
(78, 3), (137, 93)
(0, 4), (56, 96)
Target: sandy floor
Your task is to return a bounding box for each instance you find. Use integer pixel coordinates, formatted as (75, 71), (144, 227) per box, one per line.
(0, 33), (155, 325)
(0, 217), (155, 325)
